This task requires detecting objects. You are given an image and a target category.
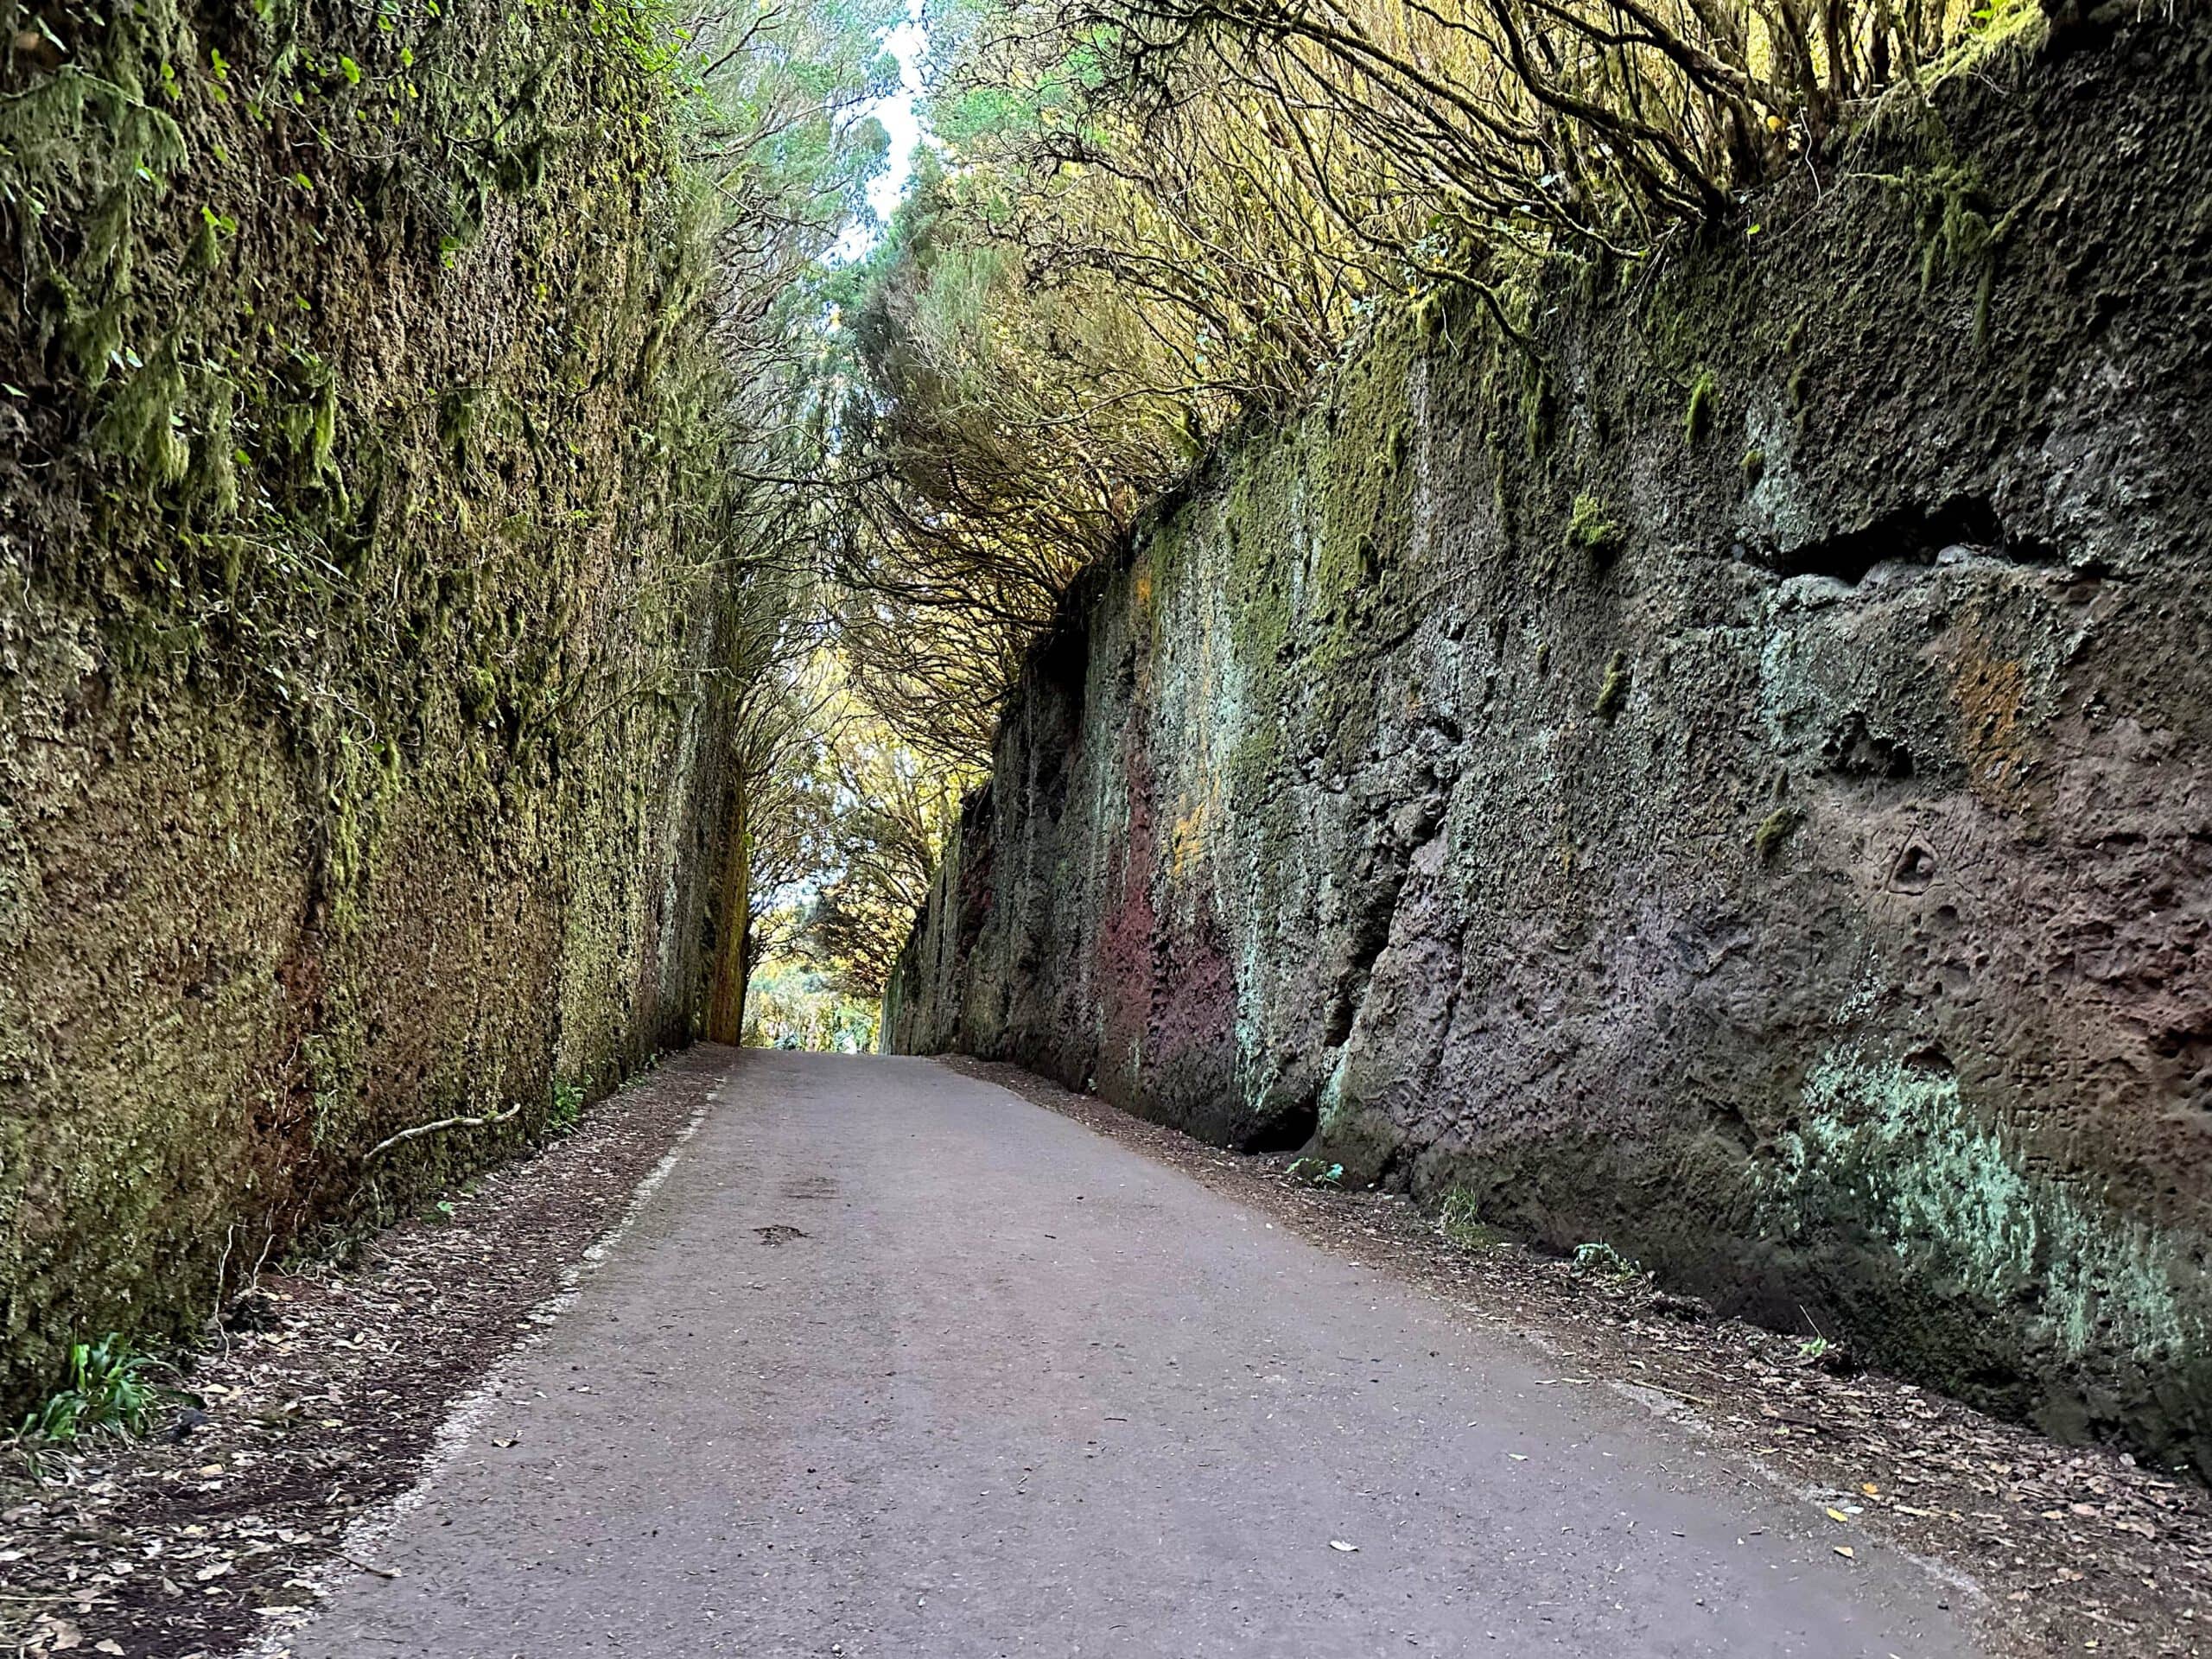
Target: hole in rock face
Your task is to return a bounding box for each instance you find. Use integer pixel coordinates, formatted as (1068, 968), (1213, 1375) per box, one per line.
(1902, 1041), (1955, 1077)
(1241, 1095), (1320, 1154)
(1822, 712), (1917, 780)
(1890, 840), (1939, 893)
(1762, 495), (2060, 585)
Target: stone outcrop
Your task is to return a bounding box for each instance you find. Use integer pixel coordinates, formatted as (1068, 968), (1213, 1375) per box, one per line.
(887, 17), (2212, 1474)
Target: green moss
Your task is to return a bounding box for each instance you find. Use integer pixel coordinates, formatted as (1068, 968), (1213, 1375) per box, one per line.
(0, 0), (766, 1414)
(1741, 447), (1766, 486)
(1522, 361), (1554, 457)
(1872, 161), (2025, 347)
(1566, 493), (1623, 560)
(1591, 650), (1630, 720)
(1683, 369), (1717, 445)
(1752, 804), (1801, 861)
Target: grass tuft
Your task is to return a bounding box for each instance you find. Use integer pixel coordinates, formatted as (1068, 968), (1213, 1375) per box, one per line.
(1438, 1190), (1504, 1249)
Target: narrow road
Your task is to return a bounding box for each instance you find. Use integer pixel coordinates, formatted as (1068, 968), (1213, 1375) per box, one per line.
(289, 1052), (1980, 1657)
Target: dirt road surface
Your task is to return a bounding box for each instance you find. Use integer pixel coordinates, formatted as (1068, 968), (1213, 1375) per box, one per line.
(283, 1052), (1979, 1657)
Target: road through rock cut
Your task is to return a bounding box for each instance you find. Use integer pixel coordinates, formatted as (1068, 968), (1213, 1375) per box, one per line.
(283, 1052), (1980, 1659)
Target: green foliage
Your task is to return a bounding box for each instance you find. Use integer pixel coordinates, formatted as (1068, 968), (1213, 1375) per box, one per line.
(742, 958), (882, 1052)
(14, 1334), (168, 1448)
(1573, 1241), (1643, 1280)
(549, 1078), (587, 1135)
(1285, 1156), (1345, 1188)
(738, 652), (969, 1001)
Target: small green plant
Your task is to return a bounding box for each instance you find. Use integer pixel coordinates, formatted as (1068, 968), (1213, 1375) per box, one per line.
(1683, 368), (1717, 444)
(1573, 1240), (1643, 1279)
(15, 1335), (169, 1451)
(1591, 650), (1630, 720)
(549, 1077), (586, 1135)
(1284, 1156), (1344, 1188)
(1797, 1334), (1832, 1362)
(1438, 1190), (1503, 1249)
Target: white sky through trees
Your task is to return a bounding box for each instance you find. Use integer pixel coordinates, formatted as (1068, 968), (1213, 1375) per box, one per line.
(835, 0), (926, 261)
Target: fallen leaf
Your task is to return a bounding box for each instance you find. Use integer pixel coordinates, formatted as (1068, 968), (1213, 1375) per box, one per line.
(493, 1437), (519, 1448)
(1826, 1508), (1849, 1523)
(96, 1643), (124, 1656)
(1329, 1539), (1358, 1553)
(1834, 1546), (1855, 1560)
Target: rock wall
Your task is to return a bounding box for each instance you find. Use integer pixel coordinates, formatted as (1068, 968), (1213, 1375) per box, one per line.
(0, 0), (757, 1403)
(887, 17), (2212, 1475)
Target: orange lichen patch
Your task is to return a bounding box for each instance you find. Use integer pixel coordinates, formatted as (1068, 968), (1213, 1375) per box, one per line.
(1170, 774), (1220, 881)
(1942, 624), (2032, 804)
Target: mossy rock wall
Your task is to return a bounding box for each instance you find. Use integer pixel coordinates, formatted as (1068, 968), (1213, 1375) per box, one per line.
(886, 17), (2212, 1475)
(0, 0), (753, 1406)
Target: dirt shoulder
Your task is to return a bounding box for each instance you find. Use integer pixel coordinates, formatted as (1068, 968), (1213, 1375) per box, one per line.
(941, 1056), (2212, 1659)
(0, 1046), (730, 1659)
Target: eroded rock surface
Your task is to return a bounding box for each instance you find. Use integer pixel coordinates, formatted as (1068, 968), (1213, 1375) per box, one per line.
(885, 19), (2212, 1474)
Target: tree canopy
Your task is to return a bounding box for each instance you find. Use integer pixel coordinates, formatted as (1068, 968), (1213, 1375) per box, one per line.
(715, 0), (2047, 1030)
